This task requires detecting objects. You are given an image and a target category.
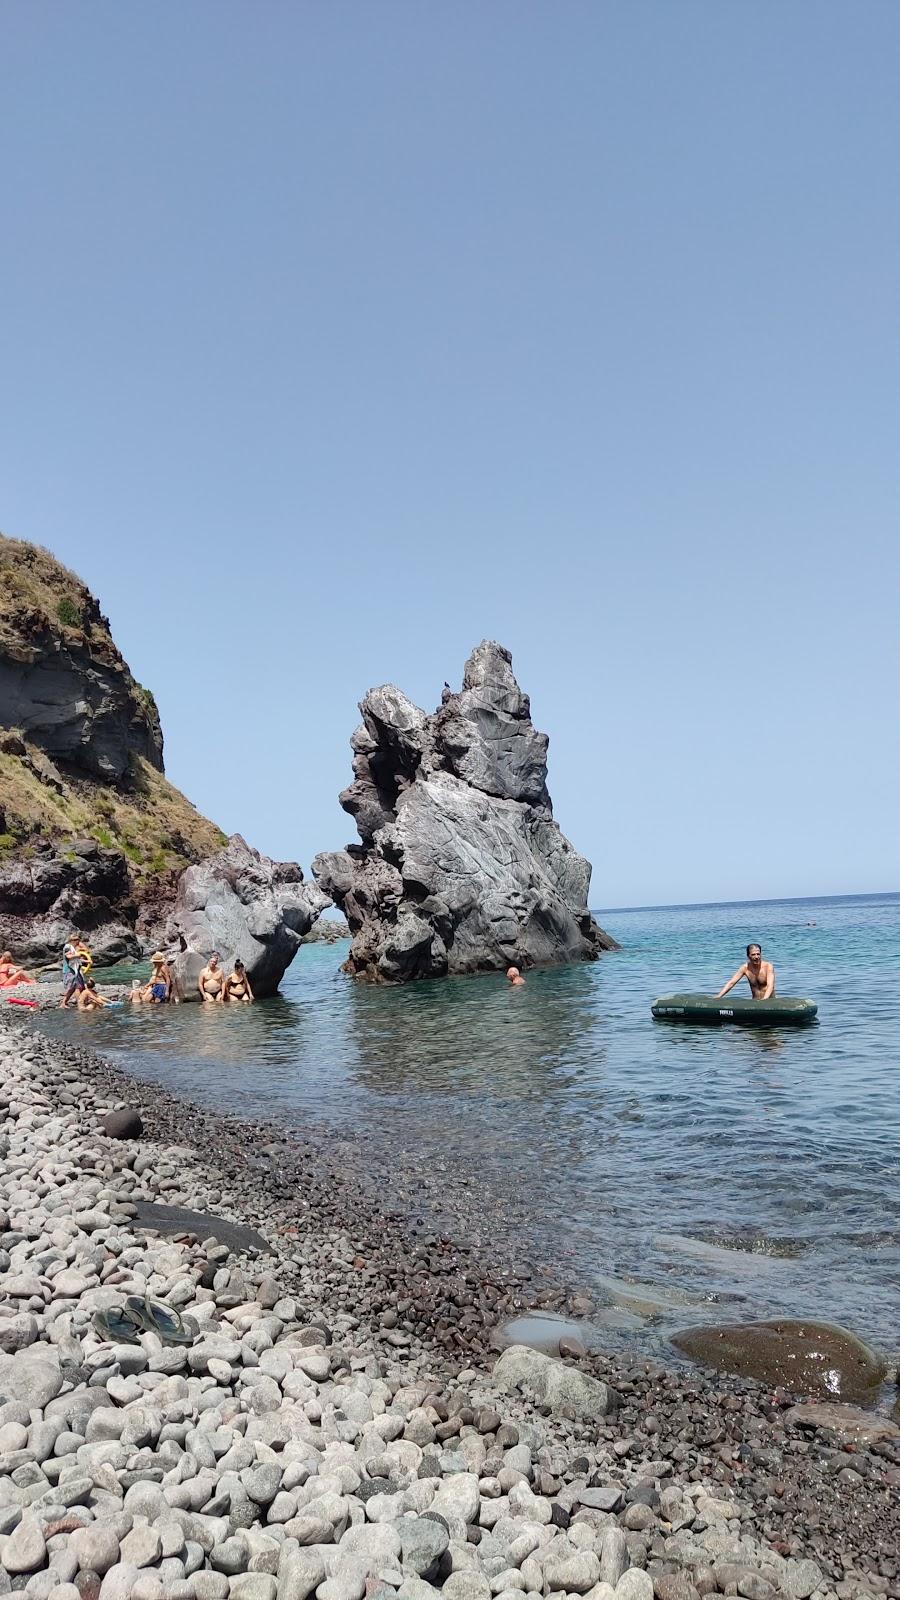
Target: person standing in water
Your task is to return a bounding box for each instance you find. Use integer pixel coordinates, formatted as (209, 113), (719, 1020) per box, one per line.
(148, 952), (173, 1003)
(717, 943), (775, 1000)
(225, 959), (254, 1003)
(198, 952), (226, 1002)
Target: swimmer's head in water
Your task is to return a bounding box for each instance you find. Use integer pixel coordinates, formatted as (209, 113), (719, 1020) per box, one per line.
(746, 943), (762, 961)
(506, 966), (520, 980)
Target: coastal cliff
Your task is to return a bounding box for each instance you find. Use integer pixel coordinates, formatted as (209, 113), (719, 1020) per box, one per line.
(314, 641), (617, 982)
(0, 534), (226, 963)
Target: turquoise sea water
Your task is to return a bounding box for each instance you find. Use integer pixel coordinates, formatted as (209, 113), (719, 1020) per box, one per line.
(36, 893), (900, 1357)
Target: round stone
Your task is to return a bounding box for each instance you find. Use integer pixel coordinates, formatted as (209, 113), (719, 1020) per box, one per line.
(2, 1514), (47, 1573)
(102, 1110), (144, 1140)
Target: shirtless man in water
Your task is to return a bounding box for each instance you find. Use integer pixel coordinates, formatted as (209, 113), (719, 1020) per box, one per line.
(717, 943), (775, 1000)
(198, 952), (226, 1003)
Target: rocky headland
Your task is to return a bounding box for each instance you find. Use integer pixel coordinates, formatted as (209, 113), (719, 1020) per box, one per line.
(0, 1014), (897, 1600)
(0, 537), (227, 964)
(314, 643), (616, 983)
(0, 537), (328, 978)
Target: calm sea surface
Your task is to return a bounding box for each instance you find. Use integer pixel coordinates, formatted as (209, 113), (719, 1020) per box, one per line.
(36, 893), (900, 1357)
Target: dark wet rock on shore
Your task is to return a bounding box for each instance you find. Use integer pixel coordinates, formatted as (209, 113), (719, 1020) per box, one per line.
(671, 1321), (887, 1406)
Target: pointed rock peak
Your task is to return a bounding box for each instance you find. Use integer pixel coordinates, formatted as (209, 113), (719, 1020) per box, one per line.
(463, 639), (520, 692)
(436, 641), (549, 808)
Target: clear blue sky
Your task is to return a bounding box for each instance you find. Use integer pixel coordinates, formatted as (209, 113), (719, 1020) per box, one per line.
(2, 2), (898, 908)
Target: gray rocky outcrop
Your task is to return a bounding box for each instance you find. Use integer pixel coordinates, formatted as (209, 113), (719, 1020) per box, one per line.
(0, 838), (140, 966)
(167, 834), (330, 998)
(313, 641), (616, 982)
(0, 544), (163, 779)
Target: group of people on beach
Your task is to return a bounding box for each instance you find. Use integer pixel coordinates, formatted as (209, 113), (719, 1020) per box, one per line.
(56, 936), (256, 1009)
(4, 933), (778, 1011)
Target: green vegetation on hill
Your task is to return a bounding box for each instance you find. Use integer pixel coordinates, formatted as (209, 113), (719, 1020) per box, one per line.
(0, 534), (117, 659)
(0, 533), (227, 884)
(0, 748), (227, 877)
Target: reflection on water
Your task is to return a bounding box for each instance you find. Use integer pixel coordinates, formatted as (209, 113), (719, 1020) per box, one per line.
(36, 892), (900, 1351)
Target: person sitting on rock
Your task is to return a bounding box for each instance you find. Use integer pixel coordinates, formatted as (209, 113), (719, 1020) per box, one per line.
(76, 978), (113, 1010)
(506, 965), (526, 987)
(198, 952), (226, 1002)
(225, 958), (254, 1004)
(148, 952), (172, 1003)
(0, 951), (33, 987)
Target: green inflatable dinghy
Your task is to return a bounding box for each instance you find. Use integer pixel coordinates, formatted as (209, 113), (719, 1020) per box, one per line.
(651, 993), (817, 1026)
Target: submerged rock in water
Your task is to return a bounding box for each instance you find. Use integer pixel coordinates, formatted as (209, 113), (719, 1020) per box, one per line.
(168, 834), (330, 998)
(495, 1309), (642, 1357)
(313, 640), (617, 982)
(671, 1318), (887, 1403)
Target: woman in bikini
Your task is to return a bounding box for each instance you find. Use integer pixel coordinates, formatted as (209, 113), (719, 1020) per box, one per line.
(224, 958), (254, 1004)
(198, 952), (226, 1003)
(0, 952), (33, 987)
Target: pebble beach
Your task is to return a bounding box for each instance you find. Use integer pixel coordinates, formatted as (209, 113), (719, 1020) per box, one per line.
(0, 1014), (898, 1600)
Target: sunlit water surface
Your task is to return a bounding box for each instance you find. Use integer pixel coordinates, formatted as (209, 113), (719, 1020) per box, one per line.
(36, 894), (900, 1355)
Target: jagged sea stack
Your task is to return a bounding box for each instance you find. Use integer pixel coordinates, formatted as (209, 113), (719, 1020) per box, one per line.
(313, 641), (618, 982)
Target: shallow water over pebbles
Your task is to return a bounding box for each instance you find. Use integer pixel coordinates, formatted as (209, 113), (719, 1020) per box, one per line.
(36, 892), (900, 1357)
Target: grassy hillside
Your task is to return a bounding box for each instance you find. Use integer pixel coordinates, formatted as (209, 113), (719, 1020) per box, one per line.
(1, 533), (133, 668)
(0, 748), (227, 877)
(0, 532), (226, 881)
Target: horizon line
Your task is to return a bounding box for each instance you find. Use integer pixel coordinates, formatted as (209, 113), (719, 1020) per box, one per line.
(594, 889), (899, 915)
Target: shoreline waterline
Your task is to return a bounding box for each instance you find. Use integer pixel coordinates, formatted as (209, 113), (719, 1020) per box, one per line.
(13, 1003), (900, 1413)
(26, 890), (900, 1357)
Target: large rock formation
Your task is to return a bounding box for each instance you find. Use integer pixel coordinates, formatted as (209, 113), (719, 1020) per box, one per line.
(313, 641), (616, 982)
(0, 838), (140, 967)
(0, 534), (226, 963)
(167, 834), (330, 999)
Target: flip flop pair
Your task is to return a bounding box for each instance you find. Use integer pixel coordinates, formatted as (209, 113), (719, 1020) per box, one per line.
(94, 1294), (198, 1347)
